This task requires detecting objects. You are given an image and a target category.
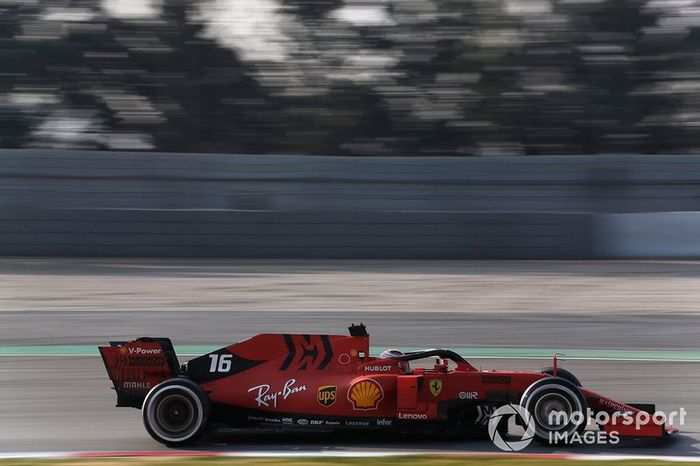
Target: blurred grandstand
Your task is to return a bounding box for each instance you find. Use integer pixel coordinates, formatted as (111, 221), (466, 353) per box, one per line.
(1, 0), (699, 156)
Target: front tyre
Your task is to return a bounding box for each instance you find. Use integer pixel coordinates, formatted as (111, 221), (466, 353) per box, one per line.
(142, 378), (209, 447)
(520, 377), (587, 445)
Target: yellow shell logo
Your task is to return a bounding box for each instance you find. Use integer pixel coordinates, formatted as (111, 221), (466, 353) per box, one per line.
(347, 378), (384, 410)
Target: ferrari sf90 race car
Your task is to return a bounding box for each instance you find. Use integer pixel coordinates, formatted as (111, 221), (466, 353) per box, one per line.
(99, 324), (677, 447)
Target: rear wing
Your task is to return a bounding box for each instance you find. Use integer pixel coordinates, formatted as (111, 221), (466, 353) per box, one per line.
(98, 338), (180, 408)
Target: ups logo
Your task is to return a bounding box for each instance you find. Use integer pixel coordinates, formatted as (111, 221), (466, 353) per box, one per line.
(317, 385), (337, 407)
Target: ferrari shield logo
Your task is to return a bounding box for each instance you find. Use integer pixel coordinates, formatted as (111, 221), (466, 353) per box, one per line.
(429, 379), (442, 397)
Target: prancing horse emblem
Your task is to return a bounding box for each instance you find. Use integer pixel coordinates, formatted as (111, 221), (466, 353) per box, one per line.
(429, 379), (442, 397)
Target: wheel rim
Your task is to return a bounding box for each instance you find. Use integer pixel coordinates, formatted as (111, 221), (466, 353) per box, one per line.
(155, 393), (196, 435)
(533, 392), (573, 430)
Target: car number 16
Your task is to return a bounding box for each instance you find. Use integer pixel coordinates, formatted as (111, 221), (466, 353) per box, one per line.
(209, 354), (233, 373)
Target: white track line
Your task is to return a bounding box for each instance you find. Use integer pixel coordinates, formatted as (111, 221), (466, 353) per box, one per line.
(1, 451), (699, 462)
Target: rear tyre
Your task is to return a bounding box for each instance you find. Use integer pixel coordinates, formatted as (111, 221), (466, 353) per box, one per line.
(142, 378), (209, 447)
(520, 378), (587, 445)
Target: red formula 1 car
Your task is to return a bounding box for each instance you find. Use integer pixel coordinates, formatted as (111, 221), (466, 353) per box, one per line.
(99, 324), (677, 447)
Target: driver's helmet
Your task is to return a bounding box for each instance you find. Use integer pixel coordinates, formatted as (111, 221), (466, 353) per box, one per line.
(379, 348), (410, 373)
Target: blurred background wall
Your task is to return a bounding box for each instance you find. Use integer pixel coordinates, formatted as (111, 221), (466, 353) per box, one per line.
(3, 149), (700, 259)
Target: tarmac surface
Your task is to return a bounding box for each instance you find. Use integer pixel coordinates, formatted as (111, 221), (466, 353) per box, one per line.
(0, 259), (699, 456)
(5, 258), (700, 314)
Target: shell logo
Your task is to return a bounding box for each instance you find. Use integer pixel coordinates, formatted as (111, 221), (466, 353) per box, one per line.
(347, 378), (384, 410)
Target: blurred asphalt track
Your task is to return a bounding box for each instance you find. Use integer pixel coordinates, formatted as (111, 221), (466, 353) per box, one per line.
(0, 259), (699, 455)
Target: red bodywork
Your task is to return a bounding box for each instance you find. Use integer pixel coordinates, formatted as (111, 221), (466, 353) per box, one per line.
(99, 327), (677, 438)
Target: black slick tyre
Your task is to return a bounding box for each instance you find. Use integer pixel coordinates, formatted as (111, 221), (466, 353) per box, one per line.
(142, 378), (210, 447)
(520, 377), (587, 445)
